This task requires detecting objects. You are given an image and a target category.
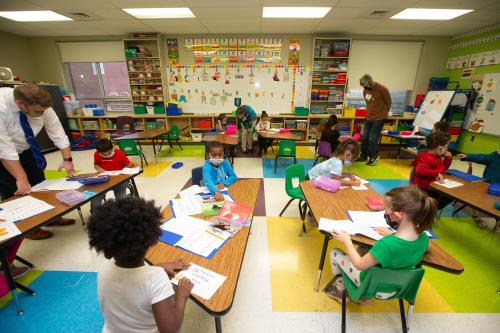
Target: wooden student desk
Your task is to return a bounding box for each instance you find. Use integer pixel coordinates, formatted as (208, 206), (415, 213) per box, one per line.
(299, 180), (464, 292)
(202, 133), (239, 164)
(258, 130), (303, 141)
(0, 173), (141, 315)
(116, 128), (172, 163)
(146, 178), (261, 333)
(379, 132), (425, 162)
(431, 175), (500, 220)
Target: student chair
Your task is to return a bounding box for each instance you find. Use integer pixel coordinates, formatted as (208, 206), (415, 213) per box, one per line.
(117, 139), (148, 168)
(159, 125), (183, 153)
(313, 141), (332, 166)
(274, 140), (297, 174)
(279, 164), (308, 236)
(111, 116), (136, 139)
(340, 266), (425, 333)
(452, 162), (473, 216)
(191, 166), (203, 187)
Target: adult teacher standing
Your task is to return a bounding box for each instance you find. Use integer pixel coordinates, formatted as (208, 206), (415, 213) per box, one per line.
(359, 74), (391, 166)
(0, 83), (76, 240)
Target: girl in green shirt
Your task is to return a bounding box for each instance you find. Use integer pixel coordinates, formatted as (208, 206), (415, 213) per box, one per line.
(325, 186), (436, 303)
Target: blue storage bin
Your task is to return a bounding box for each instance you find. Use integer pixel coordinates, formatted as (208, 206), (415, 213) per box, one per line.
(92, 108), (105, 116)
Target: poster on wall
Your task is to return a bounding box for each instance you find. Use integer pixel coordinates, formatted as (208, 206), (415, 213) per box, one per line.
(288, 39), (300, 65)
(462, 67), (475, 79)
(167, 38), (179, 65)
(445, 55), (470, 70)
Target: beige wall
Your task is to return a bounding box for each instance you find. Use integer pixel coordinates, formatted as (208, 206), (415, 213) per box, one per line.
(0, 31), (37, 81)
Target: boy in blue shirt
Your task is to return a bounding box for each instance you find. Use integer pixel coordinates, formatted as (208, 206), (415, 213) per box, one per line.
(202, 141), (237, 201)
(236, 105), (257, 153)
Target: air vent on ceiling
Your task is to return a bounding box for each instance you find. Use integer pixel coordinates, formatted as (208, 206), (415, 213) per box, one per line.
(369, 10), (391, 17)
(359, 10), (393, 19)
(62, 11), (100, 21)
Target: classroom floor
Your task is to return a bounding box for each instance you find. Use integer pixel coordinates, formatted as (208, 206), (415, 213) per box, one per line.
(1, 144), (499, 333)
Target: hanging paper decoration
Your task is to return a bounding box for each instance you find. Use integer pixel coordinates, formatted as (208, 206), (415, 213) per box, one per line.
(188, 89), (193, 99)
(179, 95), (188, 103)
(249, 67), (255, 85)
(288, 39), (300, 65)
(184, 68), (191, 83)
(176, 69), (183, 82)
(255, 92), (259, 98)
(170, 93), (178, 102)
(166, 38), (180, 65)
(201, 92), (207, 104)
(235, 67), (244, 79)
(202, 68), (209, 81)
(273, 68), (280, 81)
(212, 67), (221, 81)
(210, 96), (217, 105)
(195, 88), (199, 94)
(169, 69), (176, 85)
(220, 95), (228, 106)
(225, 67), (230, 84)
(283, 67), (290, 82)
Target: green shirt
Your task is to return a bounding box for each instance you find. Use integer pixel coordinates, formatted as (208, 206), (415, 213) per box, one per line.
(360, 233), (429, 281)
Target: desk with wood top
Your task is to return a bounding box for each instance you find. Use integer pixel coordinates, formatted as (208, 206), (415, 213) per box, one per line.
(431, 175), (500, 220)
(258, 130), (303, 141)
(0, 173), (141, 315)
(116, 128), (172, 163)
(146, 178), (261, 333)
(300, 180), (464, 292)
(379, 132), (425, 162)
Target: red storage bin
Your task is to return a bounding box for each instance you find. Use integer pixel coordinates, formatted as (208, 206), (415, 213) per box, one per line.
(336, 73), (347, 83)
(199, 119), (212, 129)
(448, 128), (461, 135)
(355, 108), (368, 117)
(71, 132), (83, 140)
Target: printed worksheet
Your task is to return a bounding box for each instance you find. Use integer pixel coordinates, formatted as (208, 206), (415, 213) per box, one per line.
(0, 196), (54, 223)
(171, 263), (227, 300)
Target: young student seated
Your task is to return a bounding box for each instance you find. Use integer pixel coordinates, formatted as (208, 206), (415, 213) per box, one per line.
(202, 141), (237, 201)
(410, 131), (453, 209)
(236, 105), (257, 153)
(308, 138), (361, 187)
(325, 186), (435, 302)
(215, 113), (227, 133)
(320, 115), (340, 154)
(88, 197), (193, 333)
(91, 138), (136, 213)
(415, 120), (449, 151)
(255, 111), (271, 156)
(458, 146), (500, 230)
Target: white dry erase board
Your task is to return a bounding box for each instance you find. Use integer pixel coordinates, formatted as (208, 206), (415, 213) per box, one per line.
(464, 72), (500, 136)
(413, 90), (456, 130)
(166, 65), (310, 114)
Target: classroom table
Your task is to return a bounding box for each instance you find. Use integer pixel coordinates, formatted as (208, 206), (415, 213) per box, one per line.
(116, 128), (172, 164)
(431, 175), (500, 220)
(0, 172), (141, 315)
(202, 133), (239, 164)
(379, 132), (425, 163)
(145, 178), (261, 333)
(299, 180), (464, 292)
(258, 130), (303, 142)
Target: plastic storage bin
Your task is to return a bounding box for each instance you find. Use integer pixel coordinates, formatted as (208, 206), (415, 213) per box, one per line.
(134, 105), (147, 114)
(191, 133), (203, 142)
(294, 107), (309, 116)
(199, 119), (212, 129)
(92, 108), (105, 116)
(63, 101), (80, 117)
(343, 108), (356, 117)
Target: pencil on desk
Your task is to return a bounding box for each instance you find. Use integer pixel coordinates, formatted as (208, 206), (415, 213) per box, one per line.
(205, 230), (225, 241)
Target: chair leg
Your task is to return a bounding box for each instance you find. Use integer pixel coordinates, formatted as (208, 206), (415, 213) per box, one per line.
(406, 303), (414, 331)
(293, 156), (297, 164)
(313, 156), (319, 166)
(279, 198), (295, 217)
(15, 282), (36, 296)
(77, 207), (85, 225)
(14, 256), (34, 269)
(141, 153), (149, 166)
(158, 137), (165, 152)
(176, 140), (183, 150)
(341, 289), (347, 333)
(274, 156), (278, 174)
(399, 299), (408, 333)
(452, 203), (466, 216)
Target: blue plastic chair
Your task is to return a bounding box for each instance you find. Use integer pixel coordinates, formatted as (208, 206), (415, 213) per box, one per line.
(191, 166), (203, 187)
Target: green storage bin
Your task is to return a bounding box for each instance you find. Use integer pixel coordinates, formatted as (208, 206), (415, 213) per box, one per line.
(68, 119), (79, 130)
(294, 107), (309, 116)
(134, 105), (147, 114)
(145, 121), (157, 130)
(450, 112), (465, 121)
(153, 105), (165, 114)
(125, 48), (138, 58)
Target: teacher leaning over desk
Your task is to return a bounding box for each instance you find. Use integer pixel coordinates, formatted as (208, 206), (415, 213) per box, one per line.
(0, 83), (76, 240)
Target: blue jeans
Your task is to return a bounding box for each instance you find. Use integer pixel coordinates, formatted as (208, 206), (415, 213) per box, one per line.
(361, 119), (385, 160)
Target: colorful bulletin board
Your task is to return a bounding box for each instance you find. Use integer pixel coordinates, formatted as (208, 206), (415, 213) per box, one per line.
(167, 64), (310, 114)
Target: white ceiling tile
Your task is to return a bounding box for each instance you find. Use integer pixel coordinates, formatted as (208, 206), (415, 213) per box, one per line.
(413, 0), (499, 10)
(9, 27), (110, 36)
(0, 18), (34, 30)
(336, 0), (419, 8)
(262, 0), (339, 5)
(324, 7), (373, 19)
(83, 19), (151, 30)
(85, 8), (135, 20)
(183, 0), (248, 7)
(315, 18), (382, 30)
(21, 21), (92, 29)
(375, 19), (441, 29)
(207, 26), (261, 33)
(261, 19), (322, 33)
(360, 27), (422, 35)
(200, 18), (261, 28)
(142, 18), (208, 33)
(0, 0), (44, 11)
(191, 7), (261, 18)
(453, 9), (500, 21)
(27, 0), (115, 10)
(432, 19), (494, 31)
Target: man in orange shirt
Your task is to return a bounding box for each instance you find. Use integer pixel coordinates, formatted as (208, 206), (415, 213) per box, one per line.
(359, 74), (391, 166)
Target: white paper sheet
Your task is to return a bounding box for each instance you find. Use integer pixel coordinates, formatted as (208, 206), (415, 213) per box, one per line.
(161, 216), (211, 237)
(347, 210), (389, 228)
(433, 179), (464, 188)
(0, 196), (54, 223)
(319, 218), (383, 240)
(0, 220), (21, 242)
(171, 263), (227, 300)
(170, 196), (202, 217)
(180, 185), (203, 199)
(351, 184), (369, 190)
(100, 167), (141, 176)
(31, 179), (83, 192)
(174, 228), (228, 257)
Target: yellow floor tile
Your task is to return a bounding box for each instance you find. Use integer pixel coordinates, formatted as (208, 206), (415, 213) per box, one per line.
(139, 161), (172, 177)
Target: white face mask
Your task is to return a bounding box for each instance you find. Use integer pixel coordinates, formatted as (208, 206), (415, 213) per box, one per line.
(100, 150), (115, 159)
(209, 158), (224, 167)
(343, 152), (352, 166)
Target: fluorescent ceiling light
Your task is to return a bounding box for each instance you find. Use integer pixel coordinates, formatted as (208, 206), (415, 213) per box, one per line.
(391, 8), (473, 20)
(263, 7), (331, 18)
(0, 11), (72, 22)
(122, 8), (195, 19)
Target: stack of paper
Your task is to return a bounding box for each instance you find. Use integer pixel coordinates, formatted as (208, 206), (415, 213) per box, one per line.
(100, 167), (141, 176)
(0, 196), (54, 223)
(31, 179), (83, 192)
(161, 216), (211, 237)
(319, 218), (383, 241)
(171, 263), (227, 300)
(347, 210), (389, 228)
(433, 179), (463, 188)
(170, 195), (203, 216)
(0, 220), (21, 242)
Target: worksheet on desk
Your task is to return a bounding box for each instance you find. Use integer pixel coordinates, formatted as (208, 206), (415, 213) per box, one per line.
(171, 263), (227, 300)
(347, 210), (389, 228)
(0, 220), (21, 242)
(31, 178), (83, 191)
(433, 179), (464, 188)
(0, 196), (54, 223)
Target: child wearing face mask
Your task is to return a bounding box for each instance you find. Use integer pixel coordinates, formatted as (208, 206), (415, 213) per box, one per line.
(307, 138), (361, 187)
(215, 113), (227, 133)
(325, 185), (435, 303)
(410, 131), (453, 210)
(91, 139), (136, 213)
(457, 147), (500, 230)
(202, 141), (237, 201)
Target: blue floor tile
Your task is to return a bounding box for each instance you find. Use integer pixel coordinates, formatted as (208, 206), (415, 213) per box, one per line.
(262, 158), (316, 178)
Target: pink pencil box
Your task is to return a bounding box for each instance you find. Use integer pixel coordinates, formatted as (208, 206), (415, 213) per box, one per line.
(312, 176), (341, 193)
(56, 190), (85, 206)
(399, 130), (413, 136)
(225, 125), (236, 135)
(279, 128), (291, 133)
(365, 195), (385, 211)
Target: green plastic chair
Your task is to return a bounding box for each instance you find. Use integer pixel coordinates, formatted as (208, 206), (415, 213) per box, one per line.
(279, 164), (308, 236)
(340, 266), (425, 333)
(274, 140), (297, 174)
(117, 139), (148, 168)
(159, 125), (183, 153)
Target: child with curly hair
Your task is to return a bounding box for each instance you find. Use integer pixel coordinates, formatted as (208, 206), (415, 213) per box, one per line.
(88, 197), (193, 333)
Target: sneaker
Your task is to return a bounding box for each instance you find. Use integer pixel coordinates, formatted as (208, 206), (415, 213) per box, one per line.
(366, 155), (380, 166)
(473, 216), (487, 229)
(324, 276), (348, 304)
(26, 228), (53, 240)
